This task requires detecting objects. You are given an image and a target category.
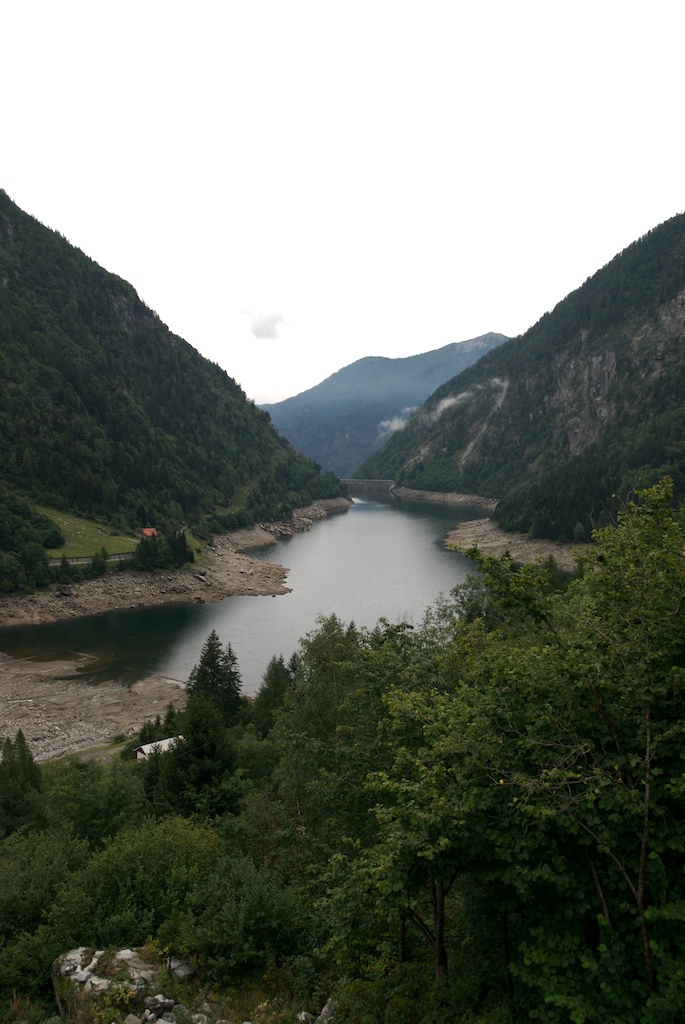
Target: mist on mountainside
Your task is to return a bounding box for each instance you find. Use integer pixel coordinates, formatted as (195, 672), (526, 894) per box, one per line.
(261, 333), (508, 476)
(358, 212), (685, 541)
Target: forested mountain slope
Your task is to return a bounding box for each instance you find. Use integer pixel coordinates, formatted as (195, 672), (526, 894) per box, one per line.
(358, 213), (685, 540)
(0, 190), (344, 534)
(261, 333), (507, 476)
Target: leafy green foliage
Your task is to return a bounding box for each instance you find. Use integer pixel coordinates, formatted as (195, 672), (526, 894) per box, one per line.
(332, 480), (685, 1020)
(0, 829), (89, 1003)
(0, 489), (63, 591)
(272, 614), (400, 854)
(250, 654), (295, 737)
(183, 855), (308, 983)
(48, 816), (222, 949)
(4, 482), (685, 1023)
(40, 757), (147, 846)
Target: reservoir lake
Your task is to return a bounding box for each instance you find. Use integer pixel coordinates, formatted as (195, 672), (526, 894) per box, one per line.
(0, 495), (487, 696)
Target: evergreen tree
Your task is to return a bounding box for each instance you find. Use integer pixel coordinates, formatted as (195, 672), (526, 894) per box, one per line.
(149, 695), (239, 817)
(0, 730), (42, 837)
(186, 629), (243, 724)
(251, 654), (292, 736)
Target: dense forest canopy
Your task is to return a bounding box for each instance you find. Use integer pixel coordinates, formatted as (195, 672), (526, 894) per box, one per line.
(0, 190), (344, 540)
(358, 213), (685, 541)
(2, 479), (684, 1023)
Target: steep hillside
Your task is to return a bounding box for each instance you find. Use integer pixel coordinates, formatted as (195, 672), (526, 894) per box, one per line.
(0, 190), (344, 536)
(358, 214), (685, 540)
(261, 333), (507, 476)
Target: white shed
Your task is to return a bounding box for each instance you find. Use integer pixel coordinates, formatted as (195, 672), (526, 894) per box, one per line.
(134, 736), (183, 761)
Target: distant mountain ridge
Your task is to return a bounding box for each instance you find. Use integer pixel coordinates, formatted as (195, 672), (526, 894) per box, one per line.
(357, 213), (685, 541)
(0, 189), (344, 540)
(261, 333), (508, 476)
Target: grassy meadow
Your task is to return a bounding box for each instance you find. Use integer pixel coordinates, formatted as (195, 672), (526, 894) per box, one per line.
(37, 506), (138, 558)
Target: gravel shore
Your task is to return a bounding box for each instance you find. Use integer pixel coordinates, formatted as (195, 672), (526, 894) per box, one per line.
(0, 498), (353, 631)
(445, 517), (589, 573)
(391, 486), (589, 572)
(0, 493), (587, 761)
(0, 498), (352, 760)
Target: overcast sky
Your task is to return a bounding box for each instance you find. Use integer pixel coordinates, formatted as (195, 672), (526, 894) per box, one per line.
(3, 2), (683, 403)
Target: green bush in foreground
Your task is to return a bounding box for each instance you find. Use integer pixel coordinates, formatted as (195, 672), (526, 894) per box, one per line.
(2, 479), (685, 1023)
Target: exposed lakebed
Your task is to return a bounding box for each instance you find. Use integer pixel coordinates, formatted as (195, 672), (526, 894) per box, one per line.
(1, 495), (488, 689)
(0, 494), (492, 758)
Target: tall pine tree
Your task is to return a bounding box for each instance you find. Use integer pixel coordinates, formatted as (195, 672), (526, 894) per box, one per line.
(186, 630), (243, 724)
(0, 730), (42, 837)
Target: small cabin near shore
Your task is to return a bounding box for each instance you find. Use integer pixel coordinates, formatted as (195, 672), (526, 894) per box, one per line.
(134, 736), (183, 761)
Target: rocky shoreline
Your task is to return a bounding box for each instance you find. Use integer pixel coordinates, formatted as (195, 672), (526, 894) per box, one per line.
(0, 492), (587, 761)
(445, 517), (589, 573)
(0, 497), (352, 760)
(0, 497), (353, 631)
(390, 485), (498, 511)
(390, 486), (588, 571)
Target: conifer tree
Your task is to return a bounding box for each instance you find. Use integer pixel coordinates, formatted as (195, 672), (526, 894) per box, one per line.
(251, 655), (292, 736)
(186, 629), (242, 724)
(0, 730), (42, 837)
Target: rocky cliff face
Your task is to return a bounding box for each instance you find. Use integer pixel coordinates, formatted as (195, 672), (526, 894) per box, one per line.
(358, 213), (685, 540)
(550, 351), (617, 456)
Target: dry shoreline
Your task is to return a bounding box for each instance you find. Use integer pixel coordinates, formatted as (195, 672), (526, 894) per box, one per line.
(0, 492), (587, 761)
(391, 485), (498, 511)
(445, 517), (588, 573)
(391, 486), (589, 571)
(0, 657), (189, 763)
(0, 497), (353, 632)
(0, 498), (352, 760)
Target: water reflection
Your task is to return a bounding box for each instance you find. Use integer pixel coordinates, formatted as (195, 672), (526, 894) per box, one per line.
(0, 496), (485, 694)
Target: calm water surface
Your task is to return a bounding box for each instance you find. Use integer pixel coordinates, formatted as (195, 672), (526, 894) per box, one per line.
(0, 495), (486, 695)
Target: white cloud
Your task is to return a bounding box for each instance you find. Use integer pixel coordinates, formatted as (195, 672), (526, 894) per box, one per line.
(434, 395), (465, 417)
(413, 393), (470, 428)
(423, 380), (509, 425)
(250, 313), (284, 340)
(377, 407), (417, 440)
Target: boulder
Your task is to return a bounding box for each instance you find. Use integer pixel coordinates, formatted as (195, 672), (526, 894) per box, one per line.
(52, 947), (192, 1022)
(317, 999), (336, 1023)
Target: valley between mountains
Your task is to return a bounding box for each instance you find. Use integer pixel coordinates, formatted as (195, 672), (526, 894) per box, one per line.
(0, 493), (586, 762)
